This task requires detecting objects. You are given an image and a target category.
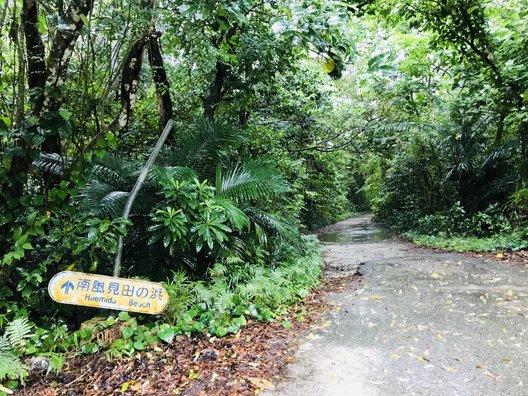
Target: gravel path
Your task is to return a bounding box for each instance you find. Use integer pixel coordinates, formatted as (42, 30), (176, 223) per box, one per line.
(266, 215), (528, 396)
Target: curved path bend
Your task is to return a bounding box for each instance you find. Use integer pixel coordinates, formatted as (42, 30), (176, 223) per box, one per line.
(266, 215), (528, 396)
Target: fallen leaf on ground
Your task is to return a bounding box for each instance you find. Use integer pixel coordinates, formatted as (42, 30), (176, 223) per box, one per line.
(247, 377), (275, 390)
(362, 295), (385, 300)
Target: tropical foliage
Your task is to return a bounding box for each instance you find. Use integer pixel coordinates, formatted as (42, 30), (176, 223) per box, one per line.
(0, 0), (356, 388)
(333, 0), (528, 251)
(2, 0), (528, 389)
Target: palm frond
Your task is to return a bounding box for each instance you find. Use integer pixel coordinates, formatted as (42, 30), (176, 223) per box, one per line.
(125, 233), (199, 280)
(90, 154), (138, 188)
(32, 153), (71, 177)
(161, 119), (247, 179)
(216, 198), (250, 231)
(370, 122), (441, 136)
(149, 165), (197, 185)
(218, 235), (246, 261)
(480, 176), (516, 202)
(80, 180), (129, 218)
(480, 140), (515, 170)
(469, 113), (494, 135)
(215, 160), (289, 202)
(245, 207), (299, 242)
(80, 156), (163, 219)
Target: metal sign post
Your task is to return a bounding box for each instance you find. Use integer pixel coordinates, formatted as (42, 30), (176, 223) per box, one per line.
(113, 119), (174, 278)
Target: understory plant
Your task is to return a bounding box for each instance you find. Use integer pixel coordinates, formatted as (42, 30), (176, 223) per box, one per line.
(21, 237), (322, 361)
(0, 318), (32, 387)
(162, 235), (322, 335)
(30, 119), (297, 282)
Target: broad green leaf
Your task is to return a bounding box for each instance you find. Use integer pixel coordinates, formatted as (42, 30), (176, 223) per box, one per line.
(58, 110), (72, 121)
(122, 327), (135, 339)
(0, 117), (11, 128)
(157, 325), (176, 343)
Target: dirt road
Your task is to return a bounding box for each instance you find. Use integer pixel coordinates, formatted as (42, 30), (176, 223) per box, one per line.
(266, 215), (528, 396)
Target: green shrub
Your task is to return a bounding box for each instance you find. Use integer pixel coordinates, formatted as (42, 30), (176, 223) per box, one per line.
(300, 151), (352, 229)
(372, 135), (455, 230)
(162, 235), (322, 336)
(470, 204), (512, 236)
(413, 202), (469, 236)
(406, 231), (528, 252)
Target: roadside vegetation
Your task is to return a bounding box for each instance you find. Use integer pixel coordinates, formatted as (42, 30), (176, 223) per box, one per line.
(0, 0), (354, 391)
(1, 0), (528, 393)
(337, 0), (528, 254)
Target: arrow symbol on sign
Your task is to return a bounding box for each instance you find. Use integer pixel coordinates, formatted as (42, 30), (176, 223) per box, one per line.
(61, 281), (75, 294)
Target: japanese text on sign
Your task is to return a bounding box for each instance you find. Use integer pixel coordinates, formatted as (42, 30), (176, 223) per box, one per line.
(48, 271), (169, 314)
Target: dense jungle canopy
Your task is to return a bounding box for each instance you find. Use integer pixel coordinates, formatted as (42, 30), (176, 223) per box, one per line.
(1, 0), (528, 389)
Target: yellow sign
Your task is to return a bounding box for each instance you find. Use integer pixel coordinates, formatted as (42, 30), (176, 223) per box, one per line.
(48, 271), (169, 315)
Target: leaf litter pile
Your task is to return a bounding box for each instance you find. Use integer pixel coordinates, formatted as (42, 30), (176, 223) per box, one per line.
(477, 250), (528, 267)
(19, 273), (360, 396)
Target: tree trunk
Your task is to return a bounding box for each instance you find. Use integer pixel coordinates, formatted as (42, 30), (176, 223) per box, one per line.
(0, 0), (9, 37)
(202, 24), (238, 120)
(148, 35), (174, 142)
(494, 107), (506, 147)
(239, 107), (249, 126)
(15, 14), (26, 129)
(4, 0), (46, 199)
(0, 0), (94, 289)
(38, 0), (94, 153)
(108, 34), (156, 132)
(203, 61), (228, 120)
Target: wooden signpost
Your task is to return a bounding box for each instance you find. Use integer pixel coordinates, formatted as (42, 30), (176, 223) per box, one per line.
(48, 271), (169, 314)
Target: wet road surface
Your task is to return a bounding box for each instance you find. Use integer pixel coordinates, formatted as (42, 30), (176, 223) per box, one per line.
(266, 215), (528, 396)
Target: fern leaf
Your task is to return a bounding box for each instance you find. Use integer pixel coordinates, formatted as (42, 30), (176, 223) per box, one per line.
(5, 317), (32, 349)
(0, 337), (10, 352)
(0, 350), (27, 381)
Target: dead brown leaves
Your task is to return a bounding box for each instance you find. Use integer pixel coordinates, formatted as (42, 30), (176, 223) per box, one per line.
(476, 250), (528, 267)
